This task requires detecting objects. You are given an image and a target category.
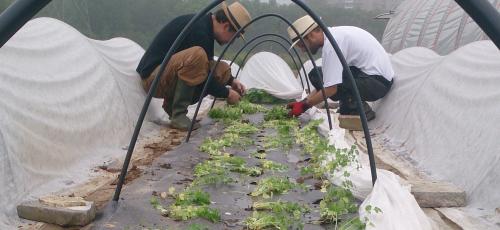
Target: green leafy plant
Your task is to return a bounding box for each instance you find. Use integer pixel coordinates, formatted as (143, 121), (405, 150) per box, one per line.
(168, 205), (220, 222)
(260, 159), (288, 172)
(186, 223), (209, 230)
(319, 186), (358, 223)
(245, 201), (309, 230)
(250, 176), (296, 198)
(150, 196), (168, 216)
(263, 105), (289, 121)
(243, 89), (292, 104)
(225, 121), (259, 135)
(173, 189), (211, 206)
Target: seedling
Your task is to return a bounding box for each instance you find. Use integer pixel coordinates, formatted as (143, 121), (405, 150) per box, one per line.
(259, 159), (288, 172)
(250, 176), (296, 198)
(243, 89), (292, 104)
(245, 201), (309, 230)
(263, 105), (289, 121)
(150, 196), (168, 216)
(168, 205), (220, 222)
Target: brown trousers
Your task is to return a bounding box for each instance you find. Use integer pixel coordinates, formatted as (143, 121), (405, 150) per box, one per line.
(141, 46), (232, 113)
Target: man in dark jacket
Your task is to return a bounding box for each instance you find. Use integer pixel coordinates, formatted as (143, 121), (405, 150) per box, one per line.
(137, 1), (251, 130)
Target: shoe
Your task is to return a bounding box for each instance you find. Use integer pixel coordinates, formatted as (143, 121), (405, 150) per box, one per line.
(168, 79), (201, 131)
(338, 99), (376, 121)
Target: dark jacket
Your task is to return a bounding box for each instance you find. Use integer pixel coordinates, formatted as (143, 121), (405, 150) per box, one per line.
(136, 13), (229, 98)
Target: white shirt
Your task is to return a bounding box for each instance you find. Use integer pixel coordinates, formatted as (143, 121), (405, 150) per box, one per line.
(321, 26), (394, 87)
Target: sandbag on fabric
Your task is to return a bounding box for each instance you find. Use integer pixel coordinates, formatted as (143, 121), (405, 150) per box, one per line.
(239, 52), (303, 100)
(0, 17), (167, 228)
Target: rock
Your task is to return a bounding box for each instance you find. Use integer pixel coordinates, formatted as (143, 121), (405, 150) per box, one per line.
(338, 115), (362, 131)
(17, 198), (96, 227)
(410, 180), (466, 208)
(39, 196), (86, 208)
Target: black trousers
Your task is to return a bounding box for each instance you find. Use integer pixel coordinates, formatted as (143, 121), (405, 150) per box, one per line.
(309, 66), (393, 112)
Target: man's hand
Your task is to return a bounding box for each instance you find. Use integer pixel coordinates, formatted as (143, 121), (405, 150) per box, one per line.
(231, 79), (246, 95)
(227, 89), (241, 105)
(287, 99), (311, 117)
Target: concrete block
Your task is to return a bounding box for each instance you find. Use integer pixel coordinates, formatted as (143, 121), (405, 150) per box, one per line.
(339, 115), (362, 131)
(410, 180), (466, 208)
(17, 197), (96, 227)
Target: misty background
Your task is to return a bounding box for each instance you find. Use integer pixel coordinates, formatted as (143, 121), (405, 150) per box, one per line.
(0, 0), (404, 67)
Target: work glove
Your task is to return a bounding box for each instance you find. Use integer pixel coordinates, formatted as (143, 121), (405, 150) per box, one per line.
(287, 99), (311, 117)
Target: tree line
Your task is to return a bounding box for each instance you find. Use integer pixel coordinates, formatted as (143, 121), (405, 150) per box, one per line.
(0, 0), (389, 66)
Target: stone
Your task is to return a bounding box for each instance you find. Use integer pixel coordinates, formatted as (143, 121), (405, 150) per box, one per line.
(17, 198), (96, 227)
(410, 180), (466, 208)
(39, 196), (86, 208)
(338, 115), (362, 131)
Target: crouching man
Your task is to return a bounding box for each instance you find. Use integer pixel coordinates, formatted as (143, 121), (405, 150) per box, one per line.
(286, 15), (394, 121)
(136, 1), (251, 130)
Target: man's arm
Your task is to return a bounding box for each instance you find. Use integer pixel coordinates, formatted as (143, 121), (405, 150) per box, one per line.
(287, 85), (337, 117)
(305, 85), (337, 106)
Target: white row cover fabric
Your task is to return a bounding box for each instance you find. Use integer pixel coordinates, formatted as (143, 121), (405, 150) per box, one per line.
(304, 109), (434, 229)
(239, 52), (303, 99)
(0, 17), (178, 228)
(371, 41), (500, 212)
(382, 0), (499, 55)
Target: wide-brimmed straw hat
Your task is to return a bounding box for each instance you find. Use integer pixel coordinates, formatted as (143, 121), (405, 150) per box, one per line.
(221, 1), (251, 40)
(287, 15), (318, 49)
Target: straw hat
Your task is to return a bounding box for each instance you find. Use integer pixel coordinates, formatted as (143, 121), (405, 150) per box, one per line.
(287, 15), (318, 49)
(221, 1), (251, 40)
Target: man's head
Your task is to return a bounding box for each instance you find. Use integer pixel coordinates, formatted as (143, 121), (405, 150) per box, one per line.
(287, 15), (324, 54)
(213, 1), (251, 45)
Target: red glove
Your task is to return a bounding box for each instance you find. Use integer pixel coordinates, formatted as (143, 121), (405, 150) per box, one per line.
(287, 99), (311, 117)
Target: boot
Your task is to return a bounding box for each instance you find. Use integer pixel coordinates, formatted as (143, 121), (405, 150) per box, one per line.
(168, 79), (201, 131)
(338, 98), (376, 121)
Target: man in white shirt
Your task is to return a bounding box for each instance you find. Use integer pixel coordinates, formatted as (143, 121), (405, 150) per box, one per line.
(286, 15), (394, 120)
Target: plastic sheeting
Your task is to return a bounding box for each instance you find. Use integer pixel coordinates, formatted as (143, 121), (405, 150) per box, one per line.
(0, 17), (170, 228)
(239, 52), (303, 99)
(382, 0), (500, 55)
(371, 40), (500, 212)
